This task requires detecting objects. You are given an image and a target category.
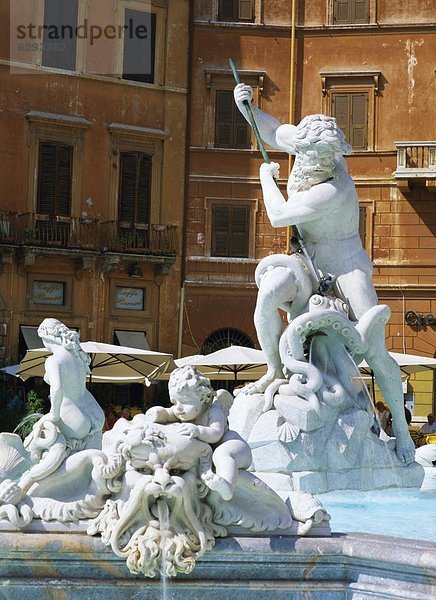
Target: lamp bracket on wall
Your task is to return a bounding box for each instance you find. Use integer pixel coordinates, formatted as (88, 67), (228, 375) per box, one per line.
(404, 310), (436, 327)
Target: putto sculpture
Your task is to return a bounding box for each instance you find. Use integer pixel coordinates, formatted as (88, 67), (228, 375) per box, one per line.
(229, 82), (423, 493)
(0, 328), (330, 578)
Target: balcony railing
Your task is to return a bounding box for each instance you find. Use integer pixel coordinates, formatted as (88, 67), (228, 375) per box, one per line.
(395, 142), (436, 179)
(0, 212), (178, 256)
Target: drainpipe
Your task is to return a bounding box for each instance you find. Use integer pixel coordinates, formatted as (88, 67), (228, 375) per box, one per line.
(177, 0), (193, 358)
(286, 0), (297, 255)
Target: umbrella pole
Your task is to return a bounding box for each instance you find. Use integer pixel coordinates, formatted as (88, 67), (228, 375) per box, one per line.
(371, 369), (376, 404)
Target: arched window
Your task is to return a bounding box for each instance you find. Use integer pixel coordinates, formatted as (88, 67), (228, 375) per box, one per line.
(200, 328), (254, 355)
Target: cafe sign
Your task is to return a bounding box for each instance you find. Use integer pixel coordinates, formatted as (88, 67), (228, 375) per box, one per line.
(33, 281), (65, 305)
(115, 286), (145, 311)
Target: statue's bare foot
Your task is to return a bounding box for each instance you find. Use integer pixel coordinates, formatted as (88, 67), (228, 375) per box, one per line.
(201, 471), (233, 501)
(236, 369), (283, 395)
(394, 429), (415, 465)
(0, 479), (23, 505)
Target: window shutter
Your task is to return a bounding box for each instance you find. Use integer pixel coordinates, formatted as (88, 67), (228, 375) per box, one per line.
(119, 152), (152, 223)
(351, 93), (368, 150)
(332, 93), (350, 144)
(137, 155), (152, 223)
(219, 0), (236, 20)
(37, 143), (57, 214)
(333, 0), (351, 23)
(215, 91), (233, 147)
(238, 0), (253, 21)
(230, 206), (249, 257)
(234, 106), (250, 148)
(119, 152), (137, 222)
(37, 142), (72, 215)
(212, 205), (230, 256)
(56, 145), (72, 215)
(215, 90), (251, 149)
(359, 205), (367, 247)
(353, 0), (369, 22)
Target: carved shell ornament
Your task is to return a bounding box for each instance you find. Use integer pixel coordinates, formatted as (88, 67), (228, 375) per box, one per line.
(0, 433), (32, 482)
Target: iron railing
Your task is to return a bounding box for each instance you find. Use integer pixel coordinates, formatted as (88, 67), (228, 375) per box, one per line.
(0, 212), (178, 255)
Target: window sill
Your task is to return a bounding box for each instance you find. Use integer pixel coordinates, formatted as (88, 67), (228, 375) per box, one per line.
(188, 255), (258, 264)
(0, 60), (187, 94)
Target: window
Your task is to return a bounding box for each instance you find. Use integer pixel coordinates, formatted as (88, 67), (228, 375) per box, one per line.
(42, 0), (79, 71)
(37, 142), (73, 215)
(26, 112), (90, 218)
(358, 202), (373, 256)
(320, 72), (380, 152)
(108, 123), (165, 224)
(122, 9), (156, 84)
(204, 69), (265, 150)
(212, 204), (249, 257)
(215, 91), (250, 148)
(333, 0), (369, 24)
(119, 152), (152, 224)
(332, 92), (368, 150)
(218, 0), (254, 22)
(201, 328), (254, 354)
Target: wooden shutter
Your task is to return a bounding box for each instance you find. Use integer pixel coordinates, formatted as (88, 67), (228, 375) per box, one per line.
(119, 152), (152, 223)
(238, 0), (253, 21)
(334, 0), (369, 23)
(333, 0), (351, 23)
(332, 93), (350, 143)
(212, 205), (230, 256)
(332, 92), (368, 150)
(359, 205), (367, 247)
(219, 0), (236, 20)
(37, 142), (72, 215)
(119, 153), (137, 222)
(215, 91), (233, 147)
(42, 0), (78, 70)
(212, 204), (249, 257)
(137, 155), (152, 223)
(215, 90), (250, 149)
(230, 206), (249, 257)
(353, 0), (369, 22)
(351, 93), (368, 150)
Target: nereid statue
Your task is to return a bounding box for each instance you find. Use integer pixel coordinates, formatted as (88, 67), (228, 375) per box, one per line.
(0, 330), (330, 578)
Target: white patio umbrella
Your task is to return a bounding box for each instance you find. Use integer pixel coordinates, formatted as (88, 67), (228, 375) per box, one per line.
(160, 346), (267, 381)
(16, 342), (174, 384)
(358, 351), (436, 375)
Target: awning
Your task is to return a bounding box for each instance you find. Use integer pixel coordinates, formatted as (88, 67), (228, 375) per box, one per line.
(114, 330), (150, 351)
(20, 326), (43, 350)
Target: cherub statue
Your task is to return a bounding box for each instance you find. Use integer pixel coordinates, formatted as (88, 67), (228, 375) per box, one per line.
(233, 83), (415, 465)
(145, 366), (252, 500)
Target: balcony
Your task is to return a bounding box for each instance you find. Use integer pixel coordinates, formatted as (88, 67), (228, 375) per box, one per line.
(0, 212), (178, 273)
(394, 142), (436, 191)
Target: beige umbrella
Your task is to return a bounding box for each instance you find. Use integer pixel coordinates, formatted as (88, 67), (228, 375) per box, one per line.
(17, 341), (174, 384)
(359, 351), (436, 375)
(159, 346), (267, 381)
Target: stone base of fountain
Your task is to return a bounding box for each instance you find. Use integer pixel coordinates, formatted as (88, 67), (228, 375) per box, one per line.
(230, 392), (425, 494)
(0, 530), (434, 599)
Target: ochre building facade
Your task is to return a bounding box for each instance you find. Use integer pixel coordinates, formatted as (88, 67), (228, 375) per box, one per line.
(0, 0), (189, 372)
(183, 0), (436, 415)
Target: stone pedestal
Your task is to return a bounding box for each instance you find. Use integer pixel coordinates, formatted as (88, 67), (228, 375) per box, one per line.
(229, 393), (425, 494)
